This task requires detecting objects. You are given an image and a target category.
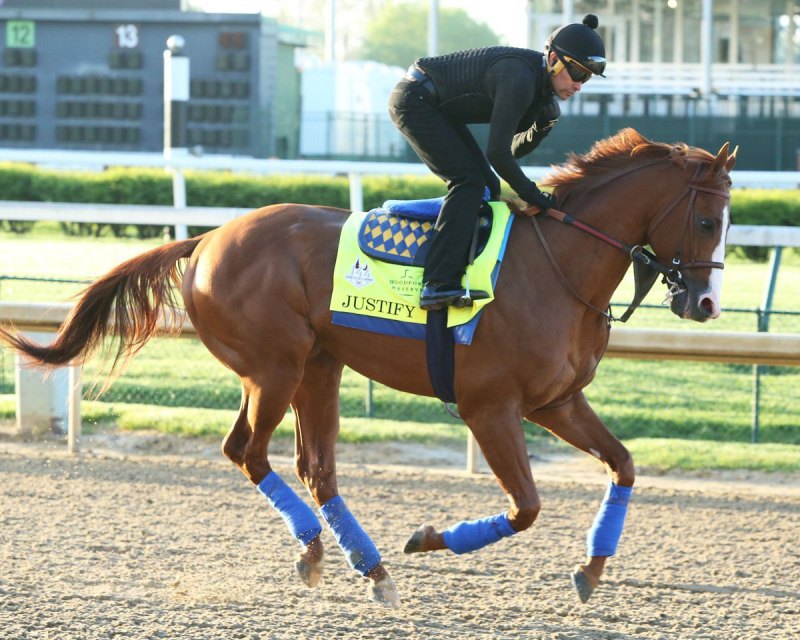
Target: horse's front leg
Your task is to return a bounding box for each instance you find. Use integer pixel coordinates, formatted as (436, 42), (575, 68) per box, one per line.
(404, 407), (541, 557)
(529, 391), (635, 604)
(292, 350), (400, 607)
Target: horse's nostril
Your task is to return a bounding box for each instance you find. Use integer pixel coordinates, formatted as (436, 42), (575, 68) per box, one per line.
(700, 296), (715, 316)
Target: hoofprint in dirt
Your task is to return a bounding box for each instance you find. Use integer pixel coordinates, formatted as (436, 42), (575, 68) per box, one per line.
(0, 440), (798, 640)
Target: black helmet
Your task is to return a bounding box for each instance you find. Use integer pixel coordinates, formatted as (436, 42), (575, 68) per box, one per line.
(545, 14), (606, 80)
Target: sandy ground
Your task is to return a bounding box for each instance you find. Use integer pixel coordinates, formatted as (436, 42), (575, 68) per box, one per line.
(1, 426), (799, 640)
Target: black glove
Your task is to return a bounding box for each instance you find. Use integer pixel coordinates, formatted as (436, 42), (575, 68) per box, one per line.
(527, 188), (557, 211)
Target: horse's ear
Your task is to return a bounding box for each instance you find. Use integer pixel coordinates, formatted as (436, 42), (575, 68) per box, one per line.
(710, 142), (730, 175)
(725, 145), (738, 172)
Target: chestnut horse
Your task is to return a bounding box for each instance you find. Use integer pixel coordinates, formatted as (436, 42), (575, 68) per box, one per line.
(1, 129), (735, 606)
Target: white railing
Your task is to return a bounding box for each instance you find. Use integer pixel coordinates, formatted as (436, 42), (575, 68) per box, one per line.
(584, 63), (800, 97)
(0, 200), (798, 249)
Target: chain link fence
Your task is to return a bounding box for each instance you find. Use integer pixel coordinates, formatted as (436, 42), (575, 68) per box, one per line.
(1, 273), (799, 442)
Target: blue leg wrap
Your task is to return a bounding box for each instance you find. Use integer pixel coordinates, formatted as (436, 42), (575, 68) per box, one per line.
(587, 482), (633, 557)
(442, 512), (517, 555)
(319, 495), (382, 576)
(257, 471), (322, 546)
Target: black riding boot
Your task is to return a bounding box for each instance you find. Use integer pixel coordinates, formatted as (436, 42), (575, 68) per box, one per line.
(419, 281), (489, 311)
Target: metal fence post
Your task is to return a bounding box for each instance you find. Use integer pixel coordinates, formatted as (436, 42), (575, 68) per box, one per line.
(67, 364), (81, 455)
(752, 245), (783, 443)
(365, 379), (373, 418)
(14, 332), (69, 437)
(348, 171), (363, 213)
(163, 35), (190, 241)
(346, 171), (372, 417)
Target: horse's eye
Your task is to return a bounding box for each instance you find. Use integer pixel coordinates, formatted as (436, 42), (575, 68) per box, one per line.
(699, 217), (715, 232)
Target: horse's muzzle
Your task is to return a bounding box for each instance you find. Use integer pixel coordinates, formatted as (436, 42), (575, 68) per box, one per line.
(670, 281), (720, 322)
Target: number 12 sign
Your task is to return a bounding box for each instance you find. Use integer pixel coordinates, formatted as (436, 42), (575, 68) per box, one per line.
(7, 21), (36, 48)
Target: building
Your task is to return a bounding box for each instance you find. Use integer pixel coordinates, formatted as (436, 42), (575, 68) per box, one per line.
(294, 0), (800, 169)
(299, 60), (405, 159)
(1, 1), (799, 168)
(0, 0), (314, 157)
(522, 1), (800, 169)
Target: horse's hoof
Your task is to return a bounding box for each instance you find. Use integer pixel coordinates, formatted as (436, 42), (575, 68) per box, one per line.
(570, 564), (600, 604)
(403, 524), (433, 553)
(369, 576), (401, 608)
(295, 557), (324, 588)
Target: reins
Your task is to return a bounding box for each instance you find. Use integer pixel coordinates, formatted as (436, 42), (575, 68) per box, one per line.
(523, 161), (732, 323)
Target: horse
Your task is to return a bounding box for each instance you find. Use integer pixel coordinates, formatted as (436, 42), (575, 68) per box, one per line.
(0, 128), (735, 606)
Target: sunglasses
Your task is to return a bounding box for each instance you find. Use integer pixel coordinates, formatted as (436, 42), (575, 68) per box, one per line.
(560, 54), (607, 83)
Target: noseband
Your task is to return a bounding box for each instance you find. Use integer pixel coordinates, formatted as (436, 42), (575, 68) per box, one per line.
(527, 161), (732, 322)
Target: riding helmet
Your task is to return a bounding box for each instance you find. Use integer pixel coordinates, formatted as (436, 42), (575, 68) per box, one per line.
(545, 14), (607, 78)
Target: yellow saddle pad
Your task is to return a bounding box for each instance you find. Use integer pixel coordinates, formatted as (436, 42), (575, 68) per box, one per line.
(330, 201), (513, 342)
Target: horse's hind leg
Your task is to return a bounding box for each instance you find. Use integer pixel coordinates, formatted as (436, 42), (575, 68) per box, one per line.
(222, 377), (325, 588)
(291, 349), (400, 607)
(221, 386), (251, 466)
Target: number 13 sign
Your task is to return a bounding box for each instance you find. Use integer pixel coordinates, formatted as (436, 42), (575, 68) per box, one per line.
(115, 24), (140, 49)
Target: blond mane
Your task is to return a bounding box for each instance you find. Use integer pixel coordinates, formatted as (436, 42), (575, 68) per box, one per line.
(540, 128), (717, 194)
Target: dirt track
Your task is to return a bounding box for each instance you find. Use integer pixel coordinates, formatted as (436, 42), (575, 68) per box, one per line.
(1, 432), (799, 640)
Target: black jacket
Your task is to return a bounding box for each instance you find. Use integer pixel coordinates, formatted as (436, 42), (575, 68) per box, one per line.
(416, 47), (560, 203)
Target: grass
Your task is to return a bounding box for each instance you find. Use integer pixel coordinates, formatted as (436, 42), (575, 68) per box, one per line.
(79, 400), (469, 445)
(3, 394), (798, 473)
(626, 438), (800, 474)
(1, 225), (799, 473)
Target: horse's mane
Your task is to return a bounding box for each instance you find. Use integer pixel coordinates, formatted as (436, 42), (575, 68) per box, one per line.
(540, 128), (717, 195)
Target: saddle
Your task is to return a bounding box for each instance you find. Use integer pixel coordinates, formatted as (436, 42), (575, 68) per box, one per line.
(358, 196), (494, 267)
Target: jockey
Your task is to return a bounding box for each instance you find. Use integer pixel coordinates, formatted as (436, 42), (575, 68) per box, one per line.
(388, 14), (607, 310)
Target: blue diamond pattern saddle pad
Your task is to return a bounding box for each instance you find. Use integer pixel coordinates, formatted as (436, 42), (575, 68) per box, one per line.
(358, 196), (494, 267)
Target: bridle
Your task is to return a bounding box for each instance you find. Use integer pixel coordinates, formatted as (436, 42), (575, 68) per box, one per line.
(527, 161), (732, 322)
(648, 161), (730, 278)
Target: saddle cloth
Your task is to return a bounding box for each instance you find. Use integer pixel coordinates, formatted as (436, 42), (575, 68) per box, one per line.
(330, 199), (513, 345)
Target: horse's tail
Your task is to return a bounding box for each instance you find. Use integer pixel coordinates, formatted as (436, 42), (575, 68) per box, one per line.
(0, 235), (205, 378)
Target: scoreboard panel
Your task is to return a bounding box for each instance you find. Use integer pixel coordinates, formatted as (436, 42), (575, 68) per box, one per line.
(0, 6), (308, 157)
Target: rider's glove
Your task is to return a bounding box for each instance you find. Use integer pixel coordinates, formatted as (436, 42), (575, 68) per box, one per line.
(527, 187), (557, 212)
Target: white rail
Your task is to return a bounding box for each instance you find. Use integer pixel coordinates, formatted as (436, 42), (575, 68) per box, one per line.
(0, 148), (796, 191)
(583, 63), (800, 98)
(3, 302), (798, 366)
(0, 200), (798, 249)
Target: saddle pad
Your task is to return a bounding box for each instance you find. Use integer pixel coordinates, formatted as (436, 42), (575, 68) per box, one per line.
(357, 210), (435, 266)
(358, 202), (494, 267)
(330, 201), (513, 345)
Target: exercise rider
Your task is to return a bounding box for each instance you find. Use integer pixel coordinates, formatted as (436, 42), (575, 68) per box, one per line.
(388, 14), (607, 310)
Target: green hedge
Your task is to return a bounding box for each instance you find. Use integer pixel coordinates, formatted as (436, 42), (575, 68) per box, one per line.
(0, 163), (448, 238)
(729, 189), (800, 259)
(1, 163), (798, 258)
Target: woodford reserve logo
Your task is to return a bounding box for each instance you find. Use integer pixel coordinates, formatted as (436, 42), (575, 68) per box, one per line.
(387, 268), (421, 298)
